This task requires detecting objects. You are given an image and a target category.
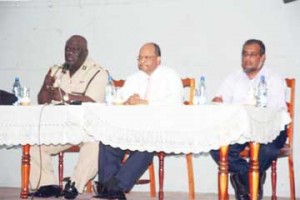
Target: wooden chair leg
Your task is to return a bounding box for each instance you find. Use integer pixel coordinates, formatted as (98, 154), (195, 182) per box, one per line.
(158, 152), (165, 200)
(58, 152), (64, 190)
(288, 154), (295, 200)
(186, 153), (195, 200)
(86, 180), (92, 193)
(148, 163), (156, 197)
(271, 160), (277, 200)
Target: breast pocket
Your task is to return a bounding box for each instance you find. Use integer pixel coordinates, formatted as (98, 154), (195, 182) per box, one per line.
(71, 80), (88, 95)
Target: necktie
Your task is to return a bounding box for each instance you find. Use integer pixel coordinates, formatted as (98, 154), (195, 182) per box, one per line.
(144, 77), (151, 100)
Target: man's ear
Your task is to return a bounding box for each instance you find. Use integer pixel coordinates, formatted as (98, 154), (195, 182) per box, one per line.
(157, 56), (161, 65)
(259, 54), (266, 69)
(262, 54), (266, 62)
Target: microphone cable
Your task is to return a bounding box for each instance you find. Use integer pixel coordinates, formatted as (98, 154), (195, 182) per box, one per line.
(31, 64), (69, 198)
(31, 64), (69, 199)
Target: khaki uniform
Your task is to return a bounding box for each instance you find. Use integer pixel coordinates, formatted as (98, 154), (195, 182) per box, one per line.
(30, 58), (108, 193)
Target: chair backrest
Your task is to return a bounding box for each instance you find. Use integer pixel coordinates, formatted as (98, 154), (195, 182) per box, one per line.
(285, 78), (295, 148)
(182, 78), (195, 105)
(113, 79), (125, 87)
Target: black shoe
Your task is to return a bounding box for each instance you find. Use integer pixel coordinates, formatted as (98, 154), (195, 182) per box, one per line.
(63, 180), (78, 199)
(99, 189), (126, 200)
(259, 171), (266, 200)
(230, 173), (250, 200)
(29, 185), (62, 198)
(93, 181), (108, 198)
(107, 189), (127, 200)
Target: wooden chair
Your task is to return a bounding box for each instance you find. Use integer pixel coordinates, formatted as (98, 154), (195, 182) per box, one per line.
(181, 77), (196, 200)
(272, 78), (296, 200)
(157, 78), (196, 200)
(240, 78), (296, 200)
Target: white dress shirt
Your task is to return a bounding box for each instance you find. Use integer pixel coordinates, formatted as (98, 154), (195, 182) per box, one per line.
(121, 65), (183, 105)
(215, 66), (287, 110)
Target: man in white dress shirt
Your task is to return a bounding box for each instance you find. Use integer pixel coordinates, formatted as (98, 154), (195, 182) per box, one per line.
(95, 42), (183, 200)
(210, 39), (287, 200)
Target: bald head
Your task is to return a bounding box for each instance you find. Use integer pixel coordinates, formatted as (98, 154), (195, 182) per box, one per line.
(138, 42), (161, 75)
(66, 35), (88, 50)
(65, 35), (89, 71)
(140, 42), (161, 57)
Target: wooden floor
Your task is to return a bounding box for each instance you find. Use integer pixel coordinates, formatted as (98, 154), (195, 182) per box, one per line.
(0, 187), (296, 200)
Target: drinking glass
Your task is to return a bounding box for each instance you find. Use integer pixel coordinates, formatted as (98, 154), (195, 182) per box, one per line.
(20, 87), (30, 105)
(113, 87), (123, 105)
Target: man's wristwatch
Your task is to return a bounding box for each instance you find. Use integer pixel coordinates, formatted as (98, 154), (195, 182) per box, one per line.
(63, 93), (70, 102)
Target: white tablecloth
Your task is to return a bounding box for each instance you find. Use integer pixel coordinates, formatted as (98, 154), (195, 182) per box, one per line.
(0, 103), (290, 154)
(0, 105), (91, 145)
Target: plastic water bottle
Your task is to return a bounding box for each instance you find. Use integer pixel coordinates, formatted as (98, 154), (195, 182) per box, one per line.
(195, 76), (207, 105)
(105, 75), (115, 105)
(12, 77), (21, 105)
(256, 75), (267, 107)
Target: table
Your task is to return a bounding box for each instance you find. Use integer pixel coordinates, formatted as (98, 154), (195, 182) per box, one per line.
(0, 103), (290, 200)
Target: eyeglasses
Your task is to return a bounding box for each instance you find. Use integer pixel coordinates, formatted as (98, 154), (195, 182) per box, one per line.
(137, 55), (157, 61)
(242, 52), (261, 58)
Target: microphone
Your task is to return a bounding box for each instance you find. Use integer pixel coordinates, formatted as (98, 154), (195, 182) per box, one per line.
(62, 63), (71, 74)
(57, 63), (70, 104)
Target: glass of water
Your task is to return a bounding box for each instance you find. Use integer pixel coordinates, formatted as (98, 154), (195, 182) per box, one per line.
(20, 87), (30, 105)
